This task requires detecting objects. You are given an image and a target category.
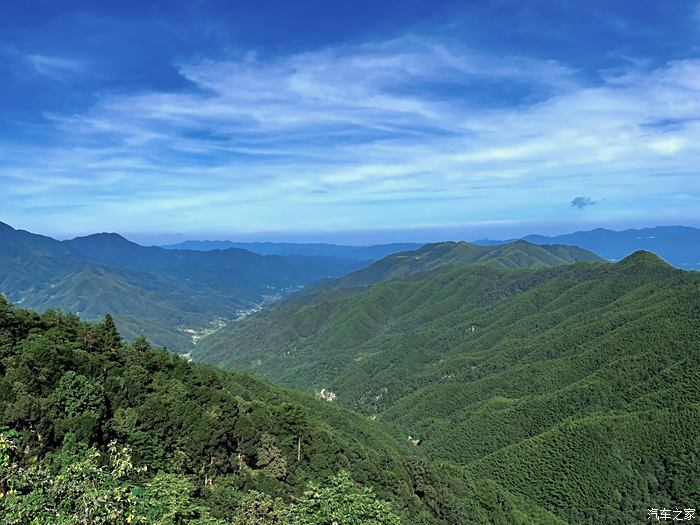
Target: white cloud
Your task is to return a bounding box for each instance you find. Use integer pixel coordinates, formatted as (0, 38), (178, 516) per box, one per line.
(25, 54), (83, 77)
(3, 36), (700, 233)
(0, 48), (86, 79)
(649, 137), (685, 155)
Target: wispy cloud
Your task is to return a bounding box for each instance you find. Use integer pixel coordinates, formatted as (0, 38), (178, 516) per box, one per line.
(25, 53), (84, 78)
(2, 36), (700, 235)
(2, 48), (84, 79)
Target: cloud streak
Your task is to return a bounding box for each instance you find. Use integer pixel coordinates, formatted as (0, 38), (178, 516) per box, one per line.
(25, 53), (84, 78)
(2, 48), (85, 79)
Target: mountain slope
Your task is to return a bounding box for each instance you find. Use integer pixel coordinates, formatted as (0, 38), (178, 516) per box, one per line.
(194, 251), (700, 523)
(0, 297), (560, 525)
(0, 221), (364, 352)
(193, 240), (603, 380)
(328, 240), (603, 289)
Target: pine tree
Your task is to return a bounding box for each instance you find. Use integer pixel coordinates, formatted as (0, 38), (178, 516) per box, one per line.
(100, 314), (122, 348)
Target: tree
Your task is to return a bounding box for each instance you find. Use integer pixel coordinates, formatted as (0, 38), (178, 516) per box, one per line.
(1, 433), (137, 525)
(100, 314), (122, 348)
(135, 472), (226, 525)
(256, 433), (288, 480)
(49, 371), (105, 442)
(284, 471), (403, 525)
(1, 430), (225, 525)
(232, 491), (285, 525)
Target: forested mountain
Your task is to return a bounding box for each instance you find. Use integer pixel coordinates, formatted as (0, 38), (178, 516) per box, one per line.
(194, 250), (700, 523)
(0, 221), (364, 352)
(477, 225), (700, 269)
(162, 240), (424, 261)
(0, 298), (559, 524)
(305, 240), (603, 289)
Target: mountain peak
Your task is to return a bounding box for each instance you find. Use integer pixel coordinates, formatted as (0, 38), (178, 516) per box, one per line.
(66, 232), (139, 249)
(73, 232), (131, 242)
(617, 250), (670, 268)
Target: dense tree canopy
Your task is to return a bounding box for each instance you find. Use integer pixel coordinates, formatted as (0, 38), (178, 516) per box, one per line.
(0, 296), (553, 524)
(195, 252), (700, 523)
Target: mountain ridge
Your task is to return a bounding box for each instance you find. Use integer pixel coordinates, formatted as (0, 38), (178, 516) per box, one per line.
(193, 246), (699, 523)
(327, 240), (603, 289)
(162, 239), (424, 261)
(0, 221), (366, 352)
(477, 225), (699, 269)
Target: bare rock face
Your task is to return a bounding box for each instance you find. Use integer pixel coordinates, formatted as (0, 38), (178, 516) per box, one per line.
(315, 388), (338, 402)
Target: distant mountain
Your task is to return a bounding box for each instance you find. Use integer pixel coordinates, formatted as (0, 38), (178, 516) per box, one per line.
(165, 225), (700, 270)
(329, 240), (603, 288)
(193, 249), (700, 523)
(63, 232), (364, 290)
(475, 225), (700, 269)
(0, 221), (365, 352)
(162, 240), (423, 260)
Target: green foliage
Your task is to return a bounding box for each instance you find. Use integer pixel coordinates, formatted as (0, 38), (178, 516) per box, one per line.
(1, 431), (403, 525)
(0, 298), (554, 524)
(228, 472), (406, 525)
(281, 471), (402, 525)
(231, 491), (285, 525)
(195, 252), (700, 524)
(136, 472), (226, 525)
(1, 434), (138, 525)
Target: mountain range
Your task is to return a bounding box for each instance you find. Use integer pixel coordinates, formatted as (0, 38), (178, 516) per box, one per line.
(476, 225), (700, 270)
(1, 220), (606, 354)
(194, 246), (700, 523)
(0, 221), (364, 352)
(163, 240), (424, 261)
(1, 218), (698, 523)
(164, 225), (699, 270)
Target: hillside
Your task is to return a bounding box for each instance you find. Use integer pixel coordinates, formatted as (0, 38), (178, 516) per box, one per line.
(0, 221), (364, 352)
(326, 240), (603, 289)
(194, 251), (700, 523)
(0, 298), (559, 524)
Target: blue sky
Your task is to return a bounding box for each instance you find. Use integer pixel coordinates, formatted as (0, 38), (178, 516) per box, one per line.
(1, 0), (700, 244)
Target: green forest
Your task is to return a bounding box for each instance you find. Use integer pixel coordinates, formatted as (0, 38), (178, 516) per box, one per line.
(2, 236), (698, 524)
(0, 297), (562, 524)
(196, 250), (700, 523)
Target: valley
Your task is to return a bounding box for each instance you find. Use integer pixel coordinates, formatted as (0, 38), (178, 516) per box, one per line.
(0, 221), (368, 353)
